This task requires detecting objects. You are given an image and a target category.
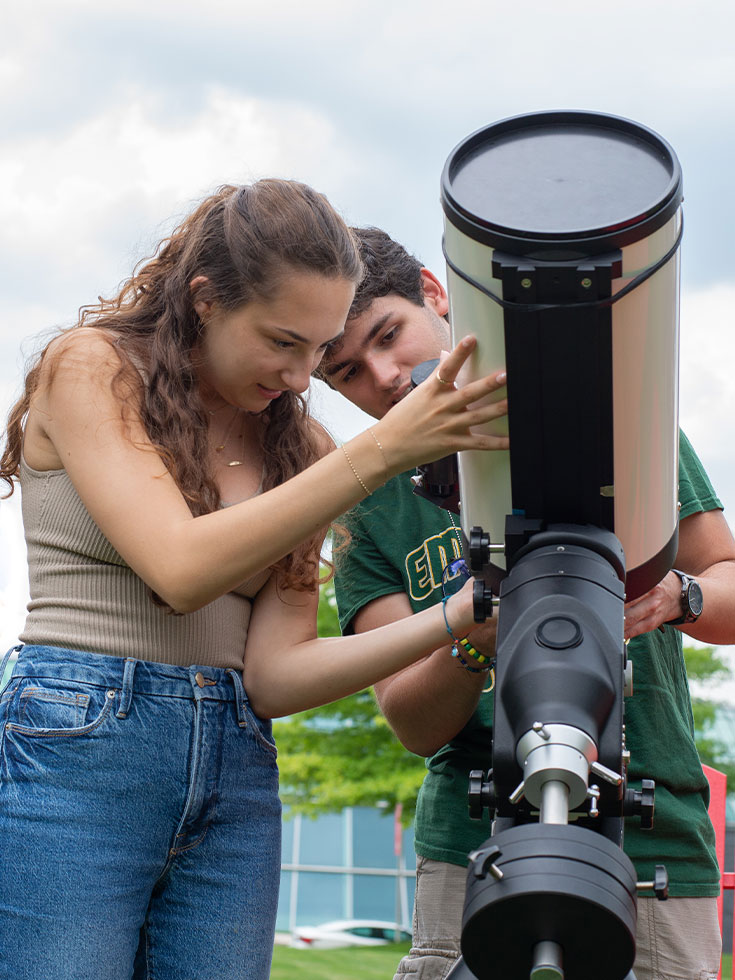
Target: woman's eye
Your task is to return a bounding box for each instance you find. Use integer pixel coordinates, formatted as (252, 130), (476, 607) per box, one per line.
(275, 339), (295, 350)
(342, 365), (358, 384)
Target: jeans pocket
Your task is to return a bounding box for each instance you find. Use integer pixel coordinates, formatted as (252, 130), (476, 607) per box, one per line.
(5, 681), (116, 738)
(244, 704), (278, 758)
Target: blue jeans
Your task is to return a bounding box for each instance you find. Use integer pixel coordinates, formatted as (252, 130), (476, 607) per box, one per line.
(0, 646), (281, 980)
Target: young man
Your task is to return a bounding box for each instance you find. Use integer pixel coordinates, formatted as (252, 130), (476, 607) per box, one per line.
(319, 227), (735, 980)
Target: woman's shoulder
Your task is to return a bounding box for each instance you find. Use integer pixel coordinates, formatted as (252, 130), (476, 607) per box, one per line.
(44, 326), (122, 366)
(37, 327), (136, 402)
(27, 328), (136, 469)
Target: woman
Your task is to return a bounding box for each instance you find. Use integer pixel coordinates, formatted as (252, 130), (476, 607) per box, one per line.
(0, 180), (507, 980)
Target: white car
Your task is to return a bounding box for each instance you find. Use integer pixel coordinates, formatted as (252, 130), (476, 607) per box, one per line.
(290, 918), (412, 949)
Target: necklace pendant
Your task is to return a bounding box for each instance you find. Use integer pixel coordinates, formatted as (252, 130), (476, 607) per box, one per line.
(227, 460), (244, 467)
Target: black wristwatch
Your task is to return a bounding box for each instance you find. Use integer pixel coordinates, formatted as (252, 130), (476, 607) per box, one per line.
(665, 569), (704, 625)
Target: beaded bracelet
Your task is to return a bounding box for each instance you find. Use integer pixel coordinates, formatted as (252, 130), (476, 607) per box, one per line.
(451, 644), (492, 674)
(459, 636), (492, 666)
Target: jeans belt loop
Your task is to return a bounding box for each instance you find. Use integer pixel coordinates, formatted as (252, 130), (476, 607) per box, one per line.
(116, 658), (138, 719)
(0, 644), (22, 695)
(226, 669), (248, 728)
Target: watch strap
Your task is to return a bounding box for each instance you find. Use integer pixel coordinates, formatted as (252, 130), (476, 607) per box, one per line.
(665, 568), (701, 625)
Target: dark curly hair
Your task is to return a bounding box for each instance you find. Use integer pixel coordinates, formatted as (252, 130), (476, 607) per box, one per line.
(346, 226), (425, 319)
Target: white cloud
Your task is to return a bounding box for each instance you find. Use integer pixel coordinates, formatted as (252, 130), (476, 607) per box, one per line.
(0, 85), (360, 269)
(0, 491), (27, 652)
(0, 85), (367, 391)
(679, 283), (735, 520)
(680, 283), (735, 458)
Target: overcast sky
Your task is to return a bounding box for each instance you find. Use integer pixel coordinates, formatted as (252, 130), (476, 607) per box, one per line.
(2, 0), (735, 691)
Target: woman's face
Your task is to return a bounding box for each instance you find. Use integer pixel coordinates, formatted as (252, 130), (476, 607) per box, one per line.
(193, 270), (355, 412)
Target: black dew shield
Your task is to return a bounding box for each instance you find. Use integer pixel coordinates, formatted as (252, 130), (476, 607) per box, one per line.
(441, 110), (683, 599)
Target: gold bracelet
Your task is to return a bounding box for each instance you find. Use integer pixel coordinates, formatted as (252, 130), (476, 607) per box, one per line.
(369, 428), (388, 477)
(342, 445), (370, 495)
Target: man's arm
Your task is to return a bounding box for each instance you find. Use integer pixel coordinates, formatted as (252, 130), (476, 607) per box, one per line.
(623, 508), (735, 642)
(354, 591), (496, 757)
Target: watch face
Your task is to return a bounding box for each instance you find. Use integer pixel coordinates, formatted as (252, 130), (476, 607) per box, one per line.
(687, 580), (704, 618)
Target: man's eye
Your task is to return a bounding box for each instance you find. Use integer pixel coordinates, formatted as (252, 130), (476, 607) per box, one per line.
(381, 327), (397, 345)
(275, 339), (295, 350)
(342, 365), (358, 384)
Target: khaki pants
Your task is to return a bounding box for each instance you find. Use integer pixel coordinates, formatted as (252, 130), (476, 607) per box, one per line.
(393, 857), (722, 980)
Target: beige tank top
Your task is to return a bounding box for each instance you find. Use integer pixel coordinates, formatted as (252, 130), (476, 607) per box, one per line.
(19, 457), (270, 670)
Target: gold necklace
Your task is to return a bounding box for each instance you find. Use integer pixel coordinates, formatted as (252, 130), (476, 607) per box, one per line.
(213, 406), (245, 467)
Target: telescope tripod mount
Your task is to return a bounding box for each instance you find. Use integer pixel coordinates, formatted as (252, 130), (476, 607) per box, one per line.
(457, 524), (659, 980)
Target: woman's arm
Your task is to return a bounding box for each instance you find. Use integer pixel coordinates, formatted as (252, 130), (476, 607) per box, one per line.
(242, 574), (478, 718)
(33, 330), (507, 612)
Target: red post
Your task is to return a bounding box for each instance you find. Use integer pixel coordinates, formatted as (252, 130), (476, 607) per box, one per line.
(703, 764), (728, 980)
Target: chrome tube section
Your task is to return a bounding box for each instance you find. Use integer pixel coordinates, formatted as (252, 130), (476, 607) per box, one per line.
(539, 781), (569, 825)
(530, 941), (564, 980)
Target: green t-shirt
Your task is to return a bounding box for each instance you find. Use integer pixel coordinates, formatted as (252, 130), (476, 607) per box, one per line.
(335, 431), (721, 896)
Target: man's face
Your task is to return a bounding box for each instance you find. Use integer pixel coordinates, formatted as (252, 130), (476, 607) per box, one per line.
(321, 270), (450, 419)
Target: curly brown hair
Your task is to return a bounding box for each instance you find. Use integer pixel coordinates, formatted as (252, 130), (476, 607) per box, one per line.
(1, 179), (362, 593)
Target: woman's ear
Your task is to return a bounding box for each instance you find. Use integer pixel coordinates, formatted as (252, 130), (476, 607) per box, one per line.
(420, 269), (449, 317)
(190, 275), (214, 318)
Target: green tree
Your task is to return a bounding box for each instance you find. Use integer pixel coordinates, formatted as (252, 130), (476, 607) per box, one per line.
(273, 580), (427, 822)
(683, 644), (735, 786)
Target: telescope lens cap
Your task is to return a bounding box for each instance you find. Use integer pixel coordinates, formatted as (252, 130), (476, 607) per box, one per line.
(441, 110), (683, 253)
(536, 616), (583, 650)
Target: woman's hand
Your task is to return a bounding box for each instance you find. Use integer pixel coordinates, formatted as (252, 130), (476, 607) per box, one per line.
(372, 336), (509, 474)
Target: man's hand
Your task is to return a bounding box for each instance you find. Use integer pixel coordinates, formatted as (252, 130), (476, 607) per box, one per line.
(624, 508), (735, 643)
(623, 571), (682, 640)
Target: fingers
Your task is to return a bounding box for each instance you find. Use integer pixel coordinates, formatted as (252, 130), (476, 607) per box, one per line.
(625, 568), (689, 639)
(432, 339), (507, 400)
(463, 399), (509, 427)
(469, 435), (510, 450)
(460, 432), (510, 452)
(432, 336), (477, 385)
(457, 370), (507, 405)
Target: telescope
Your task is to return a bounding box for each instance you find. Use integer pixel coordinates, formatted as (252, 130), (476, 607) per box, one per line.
(419, 111), (684, 980)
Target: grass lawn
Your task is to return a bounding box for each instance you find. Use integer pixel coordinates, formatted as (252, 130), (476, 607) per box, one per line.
(271, 945), (733, 979)
(270, 941), (410, 980)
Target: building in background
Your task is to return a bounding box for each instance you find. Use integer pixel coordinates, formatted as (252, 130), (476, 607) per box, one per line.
(277, 805), (415, 935)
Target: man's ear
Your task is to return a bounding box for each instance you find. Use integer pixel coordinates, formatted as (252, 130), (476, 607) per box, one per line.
(420, 269), (449, 317)
(190, 275), (214, 319)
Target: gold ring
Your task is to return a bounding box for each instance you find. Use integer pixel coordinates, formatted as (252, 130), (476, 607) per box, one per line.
(436, 371), (453, 386)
